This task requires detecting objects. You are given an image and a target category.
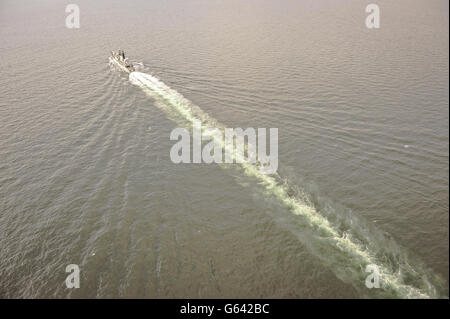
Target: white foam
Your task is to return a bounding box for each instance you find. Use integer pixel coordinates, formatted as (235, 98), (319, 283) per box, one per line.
(129, 71), (444, 298)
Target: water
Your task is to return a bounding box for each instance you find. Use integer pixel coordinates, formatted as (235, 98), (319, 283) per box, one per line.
(0, 0), (448, 298)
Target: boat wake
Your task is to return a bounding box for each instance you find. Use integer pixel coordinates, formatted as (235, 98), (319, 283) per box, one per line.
(128, 71), (447, 299)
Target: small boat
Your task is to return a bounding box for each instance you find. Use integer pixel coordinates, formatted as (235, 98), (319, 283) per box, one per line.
(109, 50), (135, 73)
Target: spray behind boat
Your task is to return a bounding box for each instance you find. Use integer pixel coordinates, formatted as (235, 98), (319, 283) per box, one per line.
(112, 51), (448, 299)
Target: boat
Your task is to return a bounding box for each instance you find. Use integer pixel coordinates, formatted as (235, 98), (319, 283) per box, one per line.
(109, 50), (135, 73)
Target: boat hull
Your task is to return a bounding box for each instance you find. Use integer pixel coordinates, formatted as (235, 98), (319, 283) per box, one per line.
(109, 56), (133, 74)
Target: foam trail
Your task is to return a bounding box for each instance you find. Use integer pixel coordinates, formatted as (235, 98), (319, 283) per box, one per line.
(129, 71), (446, 298)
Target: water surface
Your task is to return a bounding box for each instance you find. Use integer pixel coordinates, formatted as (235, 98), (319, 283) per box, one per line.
(0, 0), (448, 298)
